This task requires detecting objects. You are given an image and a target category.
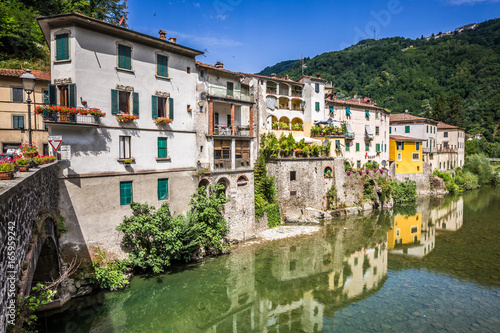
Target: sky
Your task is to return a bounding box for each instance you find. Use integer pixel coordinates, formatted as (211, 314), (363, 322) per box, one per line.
(127, 0), (500, 74)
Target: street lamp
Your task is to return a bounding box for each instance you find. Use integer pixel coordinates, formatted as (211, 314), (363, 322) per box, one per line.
(19, 69), (36, 149)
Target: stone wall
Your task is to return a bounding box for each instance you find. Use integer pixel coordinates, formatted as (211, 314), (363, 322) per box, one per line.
(266, 157), (344, 220)
(0, 163), (59, 332)
(390, 161), (432, 194)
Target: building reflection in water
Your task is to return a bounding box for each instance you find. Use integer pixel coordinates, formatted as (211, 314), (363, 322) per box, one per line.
(432, 197), (463, 231)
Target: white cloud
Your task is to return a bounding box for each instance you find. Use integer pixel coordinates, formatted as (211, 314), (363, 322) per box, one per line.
(193, 2), (200, 8)
(446, 0), (500, 5)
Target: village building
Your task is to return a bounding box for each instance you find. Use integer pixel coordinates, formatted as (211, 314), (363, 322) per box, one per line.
(37, 12), (204, 258)
(389, 135), (424, 175)
(436, 122), (465, 170)
(389, 113), (438, 170)
(0, 69), (50, 154)
(324, 93), (390, 168)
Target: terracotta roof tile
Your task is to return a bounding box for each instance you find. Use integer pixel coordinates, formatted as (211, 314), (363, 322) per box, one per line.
(196, 61), (241, 76)
(0, 69), (50, 81)
(326, 97), (388, 112)
(436, 122), (463, 130)
(390, 135), (425, 142)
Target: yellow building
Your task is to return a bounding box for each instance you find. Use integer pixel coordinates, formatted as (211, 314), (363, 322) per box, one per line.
(0, 69), (50, 154)
(389, 135), (424, 174)
(387, 213), (422, 249)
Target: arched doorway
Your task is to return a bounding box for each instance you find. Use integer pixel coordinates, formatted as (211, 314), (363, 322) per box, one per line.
(217, 177), (230, 198)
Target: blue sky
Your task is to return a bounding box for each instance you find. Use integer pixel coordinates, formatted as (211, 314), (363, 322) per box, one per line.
(127, 0), (500, 73)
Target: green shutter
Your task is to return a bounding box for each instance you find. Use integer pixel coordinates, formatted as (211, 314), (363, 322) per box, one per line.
(68, 83), (76, 107)
(158, 178), (169, 200)
(385, 144), (387, 152)
(315, 83), (319, 93)
(56, 34), (69, 61)
(157, 55), (168, 77)
(49, 84), (57, 105)
(118, 45), (131, 70)
(227, 82), (234, 96)
(346, 142), (350, 151)
(426, 125), (429, 133)
(366, 143), (369, 151)
(120, 181), (133, 206)
(346, 107), (350, 116)
(405, 126), (410, 133)
(356, 143), (360, 151)
(158, 138), (167, 158)
(376, 143), (380, 151)
(329, 106), (334, 114)
(133, 92), (139, 117)
(365, 110), (369, 118)
(389, 127), (392, 134)
(152, 95), (158, 118)
(315, 102), (320, 111)
(168, 98), (174, 120)
(111, 89), (119, 114)
(43, 90), (49, 105)
(214, 112), (219, 125)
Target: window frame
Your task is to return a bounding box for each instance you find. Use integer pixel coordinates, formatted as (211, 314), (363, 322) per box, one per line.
(397, 153), (402, 161)
(315, 102), (320, 111)
(54, 30), (71, 62)
(156, 53), (169, 78)
(157, 137), (168, 159)
(119, 136), (131, 159)
(415, 142), (420, 151)
(12, 115), (24, 129)
(116, 41), (133, 71)
(412, 153), (420, 161)
(158, 178), (169, 200)
(120, 181), (133, 206)
(290, 171), (296, 181)
(405, 125), (410, 133)
(396, 142), (404, 151)
(214, 139), (231, 161)
(375, 126), (379, 135)
(11, 87), (24, 102)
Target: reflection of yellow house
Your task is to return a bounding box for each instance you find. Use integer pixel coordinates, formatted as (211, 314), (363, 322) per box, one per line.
(388, 214), (422, 249)
(389, 135), (424, 174)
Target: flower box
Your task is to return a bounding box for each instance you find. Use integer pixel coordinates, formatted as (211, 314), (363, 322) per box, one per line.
(0, 171), (15, 180)
(36, 105), (106, 118)
(155, 117), (173, 125)
(116, 113), (138, 122)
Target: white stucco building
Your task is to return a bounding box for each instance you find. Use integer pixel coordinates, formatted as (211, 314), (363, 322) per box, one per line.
(37, 13), (204, 258)
(436, 122), (466, 170)
(325, 94), (390, 169)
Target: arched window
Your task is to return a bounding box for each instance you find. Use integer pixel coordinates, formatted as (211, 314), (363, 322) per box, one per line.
(324, 166), (333, 178)
(237, 175), (248, 187)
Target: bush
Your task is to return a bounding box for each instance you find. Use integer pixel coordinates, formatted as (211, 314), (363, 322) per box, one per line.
(344, 160), (353, 172)
(87, 247), (129, 291)
(392, 179), (417, 205)
(433, 169), (452, 182)
(377, 177), (393, 204)
(456, 171), (479, 190)
(445, 180), (460, 193)
(465, 154), (498, 185)
(265, 203), (281, 228)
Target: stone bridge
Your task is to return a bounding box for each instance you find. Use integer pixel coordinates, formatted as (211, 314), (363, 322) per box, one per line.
(0, 163), (60, 332)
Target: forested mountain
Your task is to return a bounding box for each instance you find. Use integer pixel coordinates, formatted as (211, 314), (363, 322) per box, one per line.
(0, 0), (127, 70)
(258, 18), (500, 137)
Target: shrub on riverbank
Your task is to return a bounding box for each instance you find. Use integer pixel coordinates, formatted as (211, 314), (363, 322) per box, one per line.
(255, 154), (282, 228)
(87, 247), (129, 291)
(391, 179), (417, 205)
(116, 184), (228, 274)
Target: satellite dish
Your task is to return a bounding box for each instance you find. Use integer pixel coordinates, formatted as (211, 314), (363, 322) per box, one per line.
(381, 160), (387, 166)
(323, 139), (329, 147)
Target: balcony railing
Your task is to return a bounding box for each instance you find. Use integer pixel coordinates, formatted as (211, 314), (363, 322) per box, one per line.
(208, 84), (253, 102)
(437, 145), (457, 153)
(212, 126), (251, 137)
(291, 90), (303, 97)
(423, 147), (437, 153)
(266, 86), (277, 94)
(365, 133), (374, 140)
(43, 112), (100, 126)
(345, 132), (355, 140)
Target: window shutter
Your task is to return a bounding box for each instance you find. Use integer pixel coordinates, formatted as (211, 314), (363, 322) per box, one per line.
(62, 34), (69, 60)
(214, 112), (219, 125)
(158, 138), (167, 158)
(68, 83), (76, 107)
(49, 84), (57, 105)
(315, 83), (319, 93)
(168, 98), (174, 120)
(346, 107), (350, 116)
(56, 35), (62, 60)
(158, 179), (169, 200)
(111, 89), (119, 114)
(133, 92), (139, 117)
(329, 106), (334, 114)
(365, 110), (369, 118)
(120, 181), (133, 206)
(43, 90), (49, 105)
(152, 95), (158, 118)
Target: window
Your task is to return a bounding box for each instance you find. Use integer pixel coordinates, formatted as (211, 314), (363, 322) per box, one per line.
(119, 136), (131, 159)
(120, 181), (133, 205)
(396, 229), (400, 237)
(365, 142), (369, 151)
(187, 67), (191, 74)
(416, 142), (420, 151)
(397, 153), (402, 161)
(329, 106), (334, 114)
(376, 112), (379, 119)
(117, 44), (132, 70)
(411, 226), (418, 234)
(405, 126), (410, 133)
(397, 142), (404, 150)
(315, 102), (320, 111)
(12, 87), (23, 102)
(357, 160), (361, 168)
(412, 153), (420, 160)
(55, 33), (69, 61)
(426, 125), (429, 133)
(290, 171), (296, 181)
(111, 89), (139, 116)
(290, 191), (297, 196)
(227, 82), (234, 96)
(385, 144), (387, 152)
(444, 132), (448, 138)
(356, 143), (360, 151)
(389, 127), (392, 134)
(156, 54), (169, 77)
(345, 142), (350, 151)
(158, 178), (169, 200)
(227, 114), (231, 127)
(346, 108), (351, 116)
(376, 143), (380, 152)
(315, 83), (319, 93)
(375, 126), (379, 135)
(158, 138), (167, 158)
(152, 96), (172, 119)
(235, 140), (250, 159)
(214, 140), (231, 160)
(13, 115), (24, 129)
(365, 110), (369, 118)
(335, 140), (340, 150)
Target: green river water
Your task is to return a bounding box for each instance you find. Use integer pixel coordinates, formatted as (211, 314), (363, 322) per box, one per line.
(39, 187), (500, 332)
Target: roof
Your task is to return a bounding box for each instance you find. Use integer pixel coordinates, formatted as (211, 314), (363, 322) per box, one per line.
(436, 122), (464, 130)
(298, 75), (326, 82)
(196, 61), (241, 77)
(0, 69), (50, 81)
(37, 12), (203, 58)
(326, 97), (388, 112)
(389, 113), (437, 124)
(390, 135), (425, 142)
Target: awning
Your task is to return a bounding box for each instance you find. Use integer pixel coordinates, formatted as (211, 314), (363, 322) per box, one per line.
(365, 125), (374, 139)
(346, 123), (354, 136)
(294, 136), (321, 144)
(367, 152), (377, 158)
(314, 118), (342, 125)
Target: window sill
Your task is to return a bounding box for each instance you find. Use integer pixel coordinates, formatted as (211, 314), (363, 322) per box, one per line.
(117, 158), (135, 164)
(54, 59), (71, 64)
(115, 67), (135, 74)
(156, 157), (171, 162)
(155, 75), (171, 81)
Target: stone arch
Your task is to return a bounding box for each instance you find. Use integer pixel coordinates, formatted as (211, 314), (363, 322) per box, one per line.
(198, 178), (210, 190)
(217, 177), (230, 197)
(237, 175), (249, 187)
(279, 116), (290, 129)
(31, 237), (60, 286)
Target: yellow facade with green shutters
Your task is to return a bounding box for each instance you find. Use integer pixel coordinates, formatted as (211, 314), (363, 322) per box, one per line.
(389, 138), (423, 174)
(387, 213), (422, 249)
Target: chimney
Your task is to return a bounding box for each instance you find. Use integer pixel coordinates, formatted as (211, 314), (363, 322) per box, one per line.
(316, 73), (321, 78)
(285, 75), (289, 80)
(168, 37), (177, 43)
(271, 73), (276, 77)
(159, 30), (167, 40)
(215, 61), (224, 69)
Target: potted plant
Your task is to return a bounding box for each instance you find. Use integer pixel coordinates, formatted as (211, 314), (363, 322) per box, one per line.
(0, 161), (16, 180)
(123, 159), (133, 165)
(19, 142), (38, 158)
(115, 113), (138, 122)
(15, 157), (30, 172)
(154, 117), (173, 125)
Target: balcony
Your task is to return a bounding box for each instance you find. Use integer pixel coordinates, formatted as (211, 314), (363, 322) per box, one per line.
(213, 125), (251, 137)
(437, 144), (457, 153)
(208, 84), (253, 103)
(345, 132), (355, 140)
(266, 86), (277, 94)
(38, 106), (104, 127)
(423, 147), (436, 153)
(291, 89), (303, 98)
